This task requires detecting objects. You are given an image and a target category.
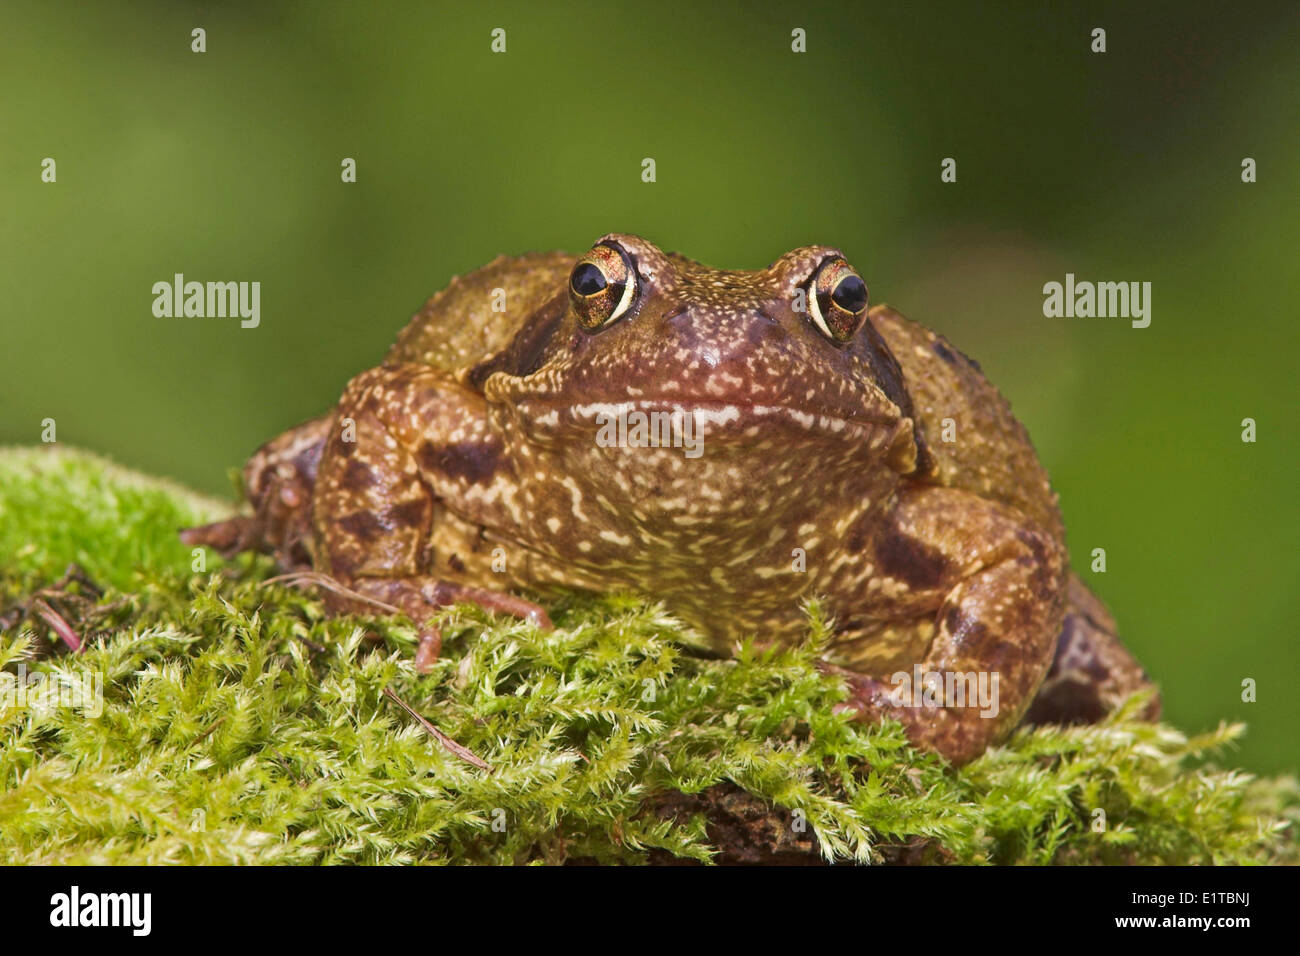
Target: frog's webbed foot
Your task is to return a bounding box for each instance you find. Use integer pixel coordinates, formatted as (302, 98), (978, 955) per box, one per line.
(348, 578), (551, 629)
(181, 413), (332, 569)
(321, 575), (552, 673)
(1023, 573), (1161, 725)
(829, 486), (1067, 765)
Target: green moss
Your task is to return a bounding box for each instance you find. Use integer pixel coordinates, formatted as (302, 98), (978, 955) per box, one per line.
(0, 445), (1294, 864)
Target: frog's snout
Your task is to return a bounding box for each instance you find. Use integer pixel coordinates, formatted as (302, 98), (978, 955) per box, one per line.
(659, 304), (792, 380)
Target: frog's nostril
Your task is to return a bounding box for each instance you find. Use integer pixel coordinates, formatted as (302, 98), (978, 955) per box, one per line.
(662, 304), (690, 326)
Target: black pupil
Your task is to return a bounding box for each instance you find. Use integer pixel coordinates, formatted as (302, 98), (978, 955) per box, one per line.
(571, 262), (608, 296)
(832, 274), (867, 312)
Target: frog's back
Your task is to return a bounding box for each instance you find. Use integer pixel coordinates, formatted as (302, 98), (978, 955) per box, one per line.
(869, 304), (1064, 539)
(387, 251), (575, 373)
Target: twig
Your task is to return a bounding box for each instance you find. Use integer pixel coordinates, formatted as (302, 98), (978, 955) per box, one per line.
(294, 633), (327, 654)
(188, 716), (227, 748)
(32, 599), (82, 653)
(381, 686), (490, 771)
(52, 563), (103, 599)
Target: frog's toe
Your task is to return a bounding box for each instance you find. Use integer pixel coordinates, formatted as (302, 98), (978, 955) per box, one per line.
(414, 623), (443, 673)
(820, 662), (992, 766)
(350, 577), (552, 630)
(272, 571), (552, 669)
(180, 516), (259, 556)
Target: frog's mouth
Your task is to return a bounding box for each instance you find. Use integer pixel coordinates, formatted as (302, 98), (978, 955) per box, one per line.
(502, 396), (913, 466)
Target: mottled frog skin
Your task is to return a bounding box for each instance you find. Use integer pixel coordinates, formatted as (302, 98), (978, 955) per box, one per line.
(183, 234), (1159, 764)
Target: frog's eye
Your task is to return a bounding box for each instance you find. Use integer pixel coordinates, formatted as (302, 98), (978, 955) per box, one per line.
(570, 242), (637, 330)
(807, 258), (869, 343)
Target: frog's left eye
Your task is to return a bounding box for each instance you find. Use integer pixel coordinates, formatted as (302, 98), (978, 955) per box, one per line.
(807, 258), (869, 343)
(570, 242), (637, 331)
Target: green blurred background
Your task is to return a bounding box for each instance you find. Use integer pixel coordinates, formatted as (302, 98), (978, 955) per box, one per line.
(2, 1), (1297, 772)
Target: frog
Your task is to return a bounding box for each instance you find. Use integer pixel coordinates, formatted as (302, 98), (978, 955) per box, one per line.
(182, 233), (1160, 765)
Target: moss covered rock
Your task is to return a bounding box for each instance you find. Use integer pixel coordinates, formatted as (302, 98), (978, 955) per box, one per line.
(0, 445), (1294, 864)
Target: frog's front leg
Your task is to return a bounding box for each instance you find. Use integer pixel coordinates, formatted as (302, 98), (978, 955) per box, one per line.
(311, 364), (551, 668)
(833, 486), (1067, 765)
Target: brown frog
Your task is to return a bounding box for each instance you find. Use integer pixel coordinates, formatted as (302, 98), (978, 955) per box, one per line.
(182, 233), (1160, 764)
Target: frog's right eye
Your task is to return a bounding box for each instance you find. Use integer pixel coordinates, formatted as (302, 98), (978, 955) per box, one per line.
(570, 242), (637, 330)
